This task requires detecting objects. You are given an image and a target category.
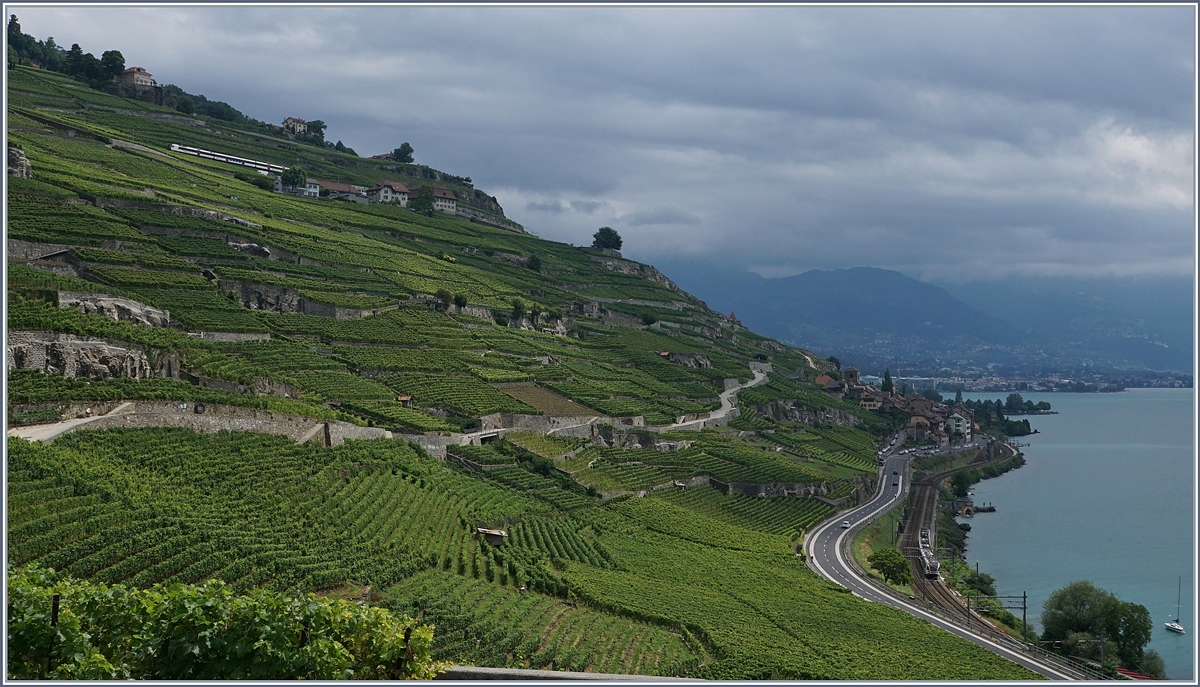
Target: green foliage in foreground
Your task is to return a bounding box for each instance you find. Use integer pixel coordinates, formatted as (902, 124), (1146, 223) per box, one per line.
(7, 565), (443, 680)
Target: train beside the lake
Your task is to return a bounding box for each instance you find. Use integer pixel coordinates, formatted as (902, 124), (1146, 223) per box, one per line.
(918, 527), (940, 579)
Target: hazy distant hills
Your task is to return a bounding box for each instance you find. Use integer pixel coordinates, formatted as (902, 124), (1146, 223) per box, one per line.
(937, 275), (1193, 372)
(653, 262), (1193, 372)
(702, 266), (1017, 346)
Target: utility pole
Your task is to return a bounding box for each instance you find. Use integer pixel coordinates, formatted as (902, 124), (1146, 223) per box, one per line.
(966, 593), (1028, 636)
(1076, 636), (1106, 667)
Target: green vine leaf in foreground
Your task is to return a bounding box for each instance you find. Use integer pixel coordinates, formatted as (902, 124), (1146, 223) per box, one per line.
(6, 565), (447, 680)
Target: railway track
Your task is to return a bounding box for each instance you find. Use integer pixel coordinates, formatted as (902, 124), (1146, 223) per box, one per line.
(902, 442), (1018, 636)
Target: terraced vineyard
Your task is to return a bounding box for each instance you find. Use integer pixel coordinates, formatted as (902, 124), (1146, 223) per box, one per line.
(5, 62), (1037, 679)
(648, 483), (836, 537)
(502, 432), (585, 459)
(386, 570), (702, 674)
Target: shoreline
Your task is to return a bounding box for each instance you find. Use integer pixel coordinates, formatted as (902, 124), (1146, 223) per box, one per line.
(952, 391), (1192, 680)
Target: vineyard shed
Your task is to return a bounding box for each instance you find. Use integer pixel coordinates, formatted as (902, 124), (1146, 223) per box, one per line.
(476, 528), (508, 547)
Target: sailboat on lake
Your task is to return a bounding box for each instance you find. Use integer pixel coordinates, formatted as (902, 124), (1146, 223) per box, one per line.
(1165, 576), (1185, 634)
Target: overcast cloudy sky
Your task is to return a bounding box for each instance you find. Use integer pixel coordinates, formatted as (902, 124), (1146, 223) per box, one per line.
(14, 5), (1196, 282)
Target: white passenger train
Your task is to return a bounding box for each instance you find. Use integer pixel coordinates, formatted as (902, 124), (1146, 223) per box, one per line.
(918, 527), (940, 579)
(169, 144), (285, 175)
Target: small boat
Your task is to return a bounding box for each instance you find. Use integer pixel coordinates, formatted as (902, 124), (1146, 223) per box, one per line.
(1165, 576), (1186, 634)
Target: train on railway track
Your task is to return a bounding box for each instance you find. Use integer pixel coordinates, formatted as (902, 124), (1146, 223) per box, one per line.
(918, 527), (940, 579)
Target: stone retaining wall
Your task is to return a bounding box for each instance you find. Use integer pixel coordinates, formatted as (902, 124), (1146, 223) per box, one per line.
(7, 331), (179, 379)
(8, 239), (71, 261)
(453, 205), (525, 233)
(395, 432), (469, 458)
(479, 413), (607, 433)
(708, 477), (830, 499)
(753, 399), (861, 428)
(187, 331), (271, 342)
(43, 401), (390, 446)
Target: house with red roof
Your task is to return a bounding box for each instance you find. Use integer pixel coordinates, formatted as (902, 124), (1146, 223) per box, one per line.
(120, 67), (155, 87)
(431, 186), (456, 214)
(369, 180), (410, 205)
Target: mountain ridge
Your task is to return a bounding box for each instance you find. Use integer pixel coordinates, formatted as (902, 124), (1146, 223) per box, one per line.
(655, 260), (1192, 373)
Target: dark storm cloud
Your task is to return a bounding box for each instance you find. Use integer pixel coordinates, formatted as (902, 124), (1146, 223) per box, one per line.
(622, 208), (703, 227)
(526, 200), (566, 214)
(15, 5), (1193, 280)
(570, 200), (604, 214)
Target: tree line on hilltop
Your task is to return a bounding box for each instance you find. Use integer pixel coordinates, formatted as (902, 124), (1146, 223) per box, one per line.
(6, 16), (361, 154)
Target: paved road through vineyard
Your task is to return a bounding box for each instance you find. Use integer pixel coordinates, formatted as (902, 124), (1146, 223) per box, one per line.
(804, 443), (1082, 680)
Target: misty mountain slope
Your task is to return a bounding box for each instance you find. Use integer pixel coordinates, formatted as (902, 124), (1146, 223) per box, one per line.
(656, 263), (1021, 352)
(657, 260), (1192, 371)
(937, 276), (1194, 371)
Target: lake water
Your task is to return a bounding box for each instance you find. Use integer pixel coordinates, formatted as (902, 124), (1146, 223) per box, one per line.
(958, 389), (1194, 680)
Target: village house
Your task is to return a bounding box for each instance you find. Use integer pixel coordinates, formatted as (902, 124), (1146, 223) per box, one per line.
(309, 179), (367, 203)
(431, 186), (457, 213)
(947, 411), (972, 441)
(282, 117), (308, 136)
(120, 66), (155, 87)
(369, 180), (409, 205)
(907, 396), (937, 415)
(272, 176), (317, 198)
(858, 392), (883, 411)
(813, 374), (843, 393)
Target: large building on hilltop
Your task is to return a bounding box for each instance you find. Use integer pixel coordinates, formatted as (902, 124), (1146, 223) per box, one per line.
(120, 66), (155, 87)
(282, 117), (307, 135)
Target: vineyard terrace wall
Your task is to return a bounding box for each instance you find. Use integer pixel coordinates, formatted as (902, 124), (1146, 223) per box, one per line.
(52, 400), (390, 446)
(217, 279), (394, 320)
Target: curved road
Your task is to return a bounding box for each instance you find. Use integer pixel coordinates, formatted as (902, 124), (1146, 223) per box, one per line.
(804, 445), (1082, 680)
(667, 369), (767, 431)
(7, 402), (134, 443)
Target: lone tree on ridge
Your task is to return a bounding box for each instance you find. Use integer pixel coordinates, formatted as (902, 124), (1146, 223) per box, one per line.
(592, 227), (622, 251)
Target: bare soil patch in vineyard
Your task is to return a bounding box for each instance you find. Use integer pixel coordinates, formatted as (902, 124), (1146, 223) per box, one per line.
(498, 385), (601, 417)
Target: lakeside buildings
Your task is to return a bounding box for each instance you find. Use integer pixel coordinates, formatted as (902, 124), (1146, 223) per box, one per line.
(825, 367), (975, 446)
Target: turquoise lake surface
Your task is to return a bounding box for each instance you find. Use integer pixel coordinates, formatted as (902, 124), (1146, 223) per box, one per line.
(959, 389), (1195, 680)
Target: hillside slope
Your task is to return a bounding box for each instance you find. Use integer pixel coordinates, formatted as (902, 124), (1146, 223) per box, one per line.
(5, 65), (1036, 680)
